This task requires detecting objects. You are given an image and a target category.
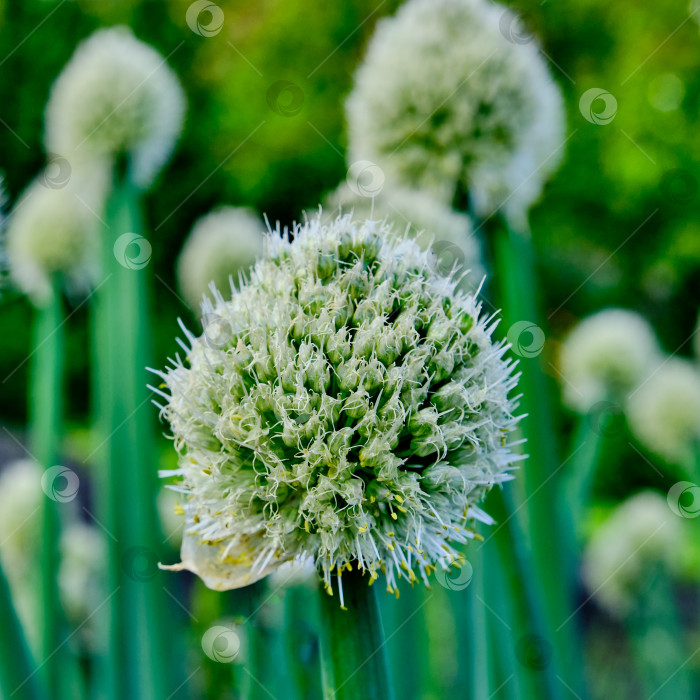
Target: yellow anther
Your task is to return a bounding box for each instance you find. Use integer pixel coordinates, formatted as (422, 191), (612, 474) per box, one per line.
(391, 512), (398, 520)
(394, 494), (404, 503)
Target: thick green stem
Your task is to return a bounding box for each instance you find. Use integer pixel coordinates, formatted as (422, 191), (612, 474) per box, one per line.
(30, 280), (67, 700)
(627, 567), (694, 699)
(561, 411), (607, 543)
(485, 487), (564, 700)
(285, 585), (322, 700)
(491, 218), (586, 698)
(318, 569), (394, 700)
(92, 172), (169, 698)
(0, 555), (44, 700)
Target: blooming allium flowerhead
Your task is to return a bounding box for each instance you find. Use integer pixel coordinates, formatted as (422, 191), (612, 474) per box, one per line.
(177, 207), (265, 311)
(58, 522), (105, 632)
(6, 169), (103, 302)
(345, 0), (565, 223)
(155, 214), (520, 598)
(559, 309), (659, 412)
(626, 358), (700, 469)
(45, 26), (185, 187)
(582, 491), (683, 617)
(323, 184), (485, 288)
(0, 460), (42, 566)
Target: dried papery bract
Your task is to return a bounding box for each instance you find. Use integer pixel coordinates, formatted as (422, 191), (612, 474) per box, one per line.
(177, 206), (265, 311)
(346, 0), (565, 224)
(155, 214), (521, 599)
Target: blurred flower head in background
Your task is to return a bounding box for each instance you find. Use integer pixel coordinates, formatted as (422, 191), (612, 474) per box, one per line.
(582, 490), (684, 617)
(558, 309), (660, 412)
(58, 521), (105, 649)
(345, 0), (565, 224)
(156, 214), (520, 600)
(176, 206), (265, 312)
(44, 26), (186, 187)
(0, 460), (42, 648)
(626, 358), (700, 470)
(6, 167), (105, 303)
(322, 184), (485, 288)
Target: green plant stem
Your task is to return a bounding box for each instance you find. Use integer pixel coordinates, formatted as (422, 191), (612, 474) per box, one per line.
(485, 487), (564, 700)
(0, 555), (44, 700)
(30, 279), (67, 700)
(465, 544), (492, 699)
(380, 583), (422, 700)
(491, 217), (586, 698)
(627, 567), (694, 699)
(561, 412), (607, 543)
(559, 410), (608, 604)
(284, 585), (323, 700)
(318, 569), (394, 700)
(93, 171), (169, 699)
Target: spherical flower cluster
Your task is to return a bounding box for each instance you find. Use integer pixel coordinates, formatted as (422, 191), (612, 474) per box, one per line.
(626, 358), (700, 469)
(6, 169), (103, 302)
(45, 26), (185, 187)
(558, 309), (659, 412)
(345, 0), (565, 223)
(582, 491), (683, 617)
(154, 214), (520, 598)
(58, 522), (105, 635)
(322, 184), (485, 287)
(0, 460), (42, 645)
(177, 207), (265, 311)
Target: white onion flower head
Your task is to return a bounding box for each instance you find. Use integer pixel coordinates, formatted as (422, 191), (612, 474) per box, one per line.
(582, 491), (683, 617)
(58, 522), (105, 631)
(323, 184), (485, 287)
(6, 167), (104, 303)
(345, 0), (565, 224)
(45, 26), (185, 187)
(154, 213), (520, 600)
(0, 460), (42, 568)
(559, 309), (660, 412)
(0, 460), (42, 645)
(177, 207), (264, 311)
(627, 358), (700, 469)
